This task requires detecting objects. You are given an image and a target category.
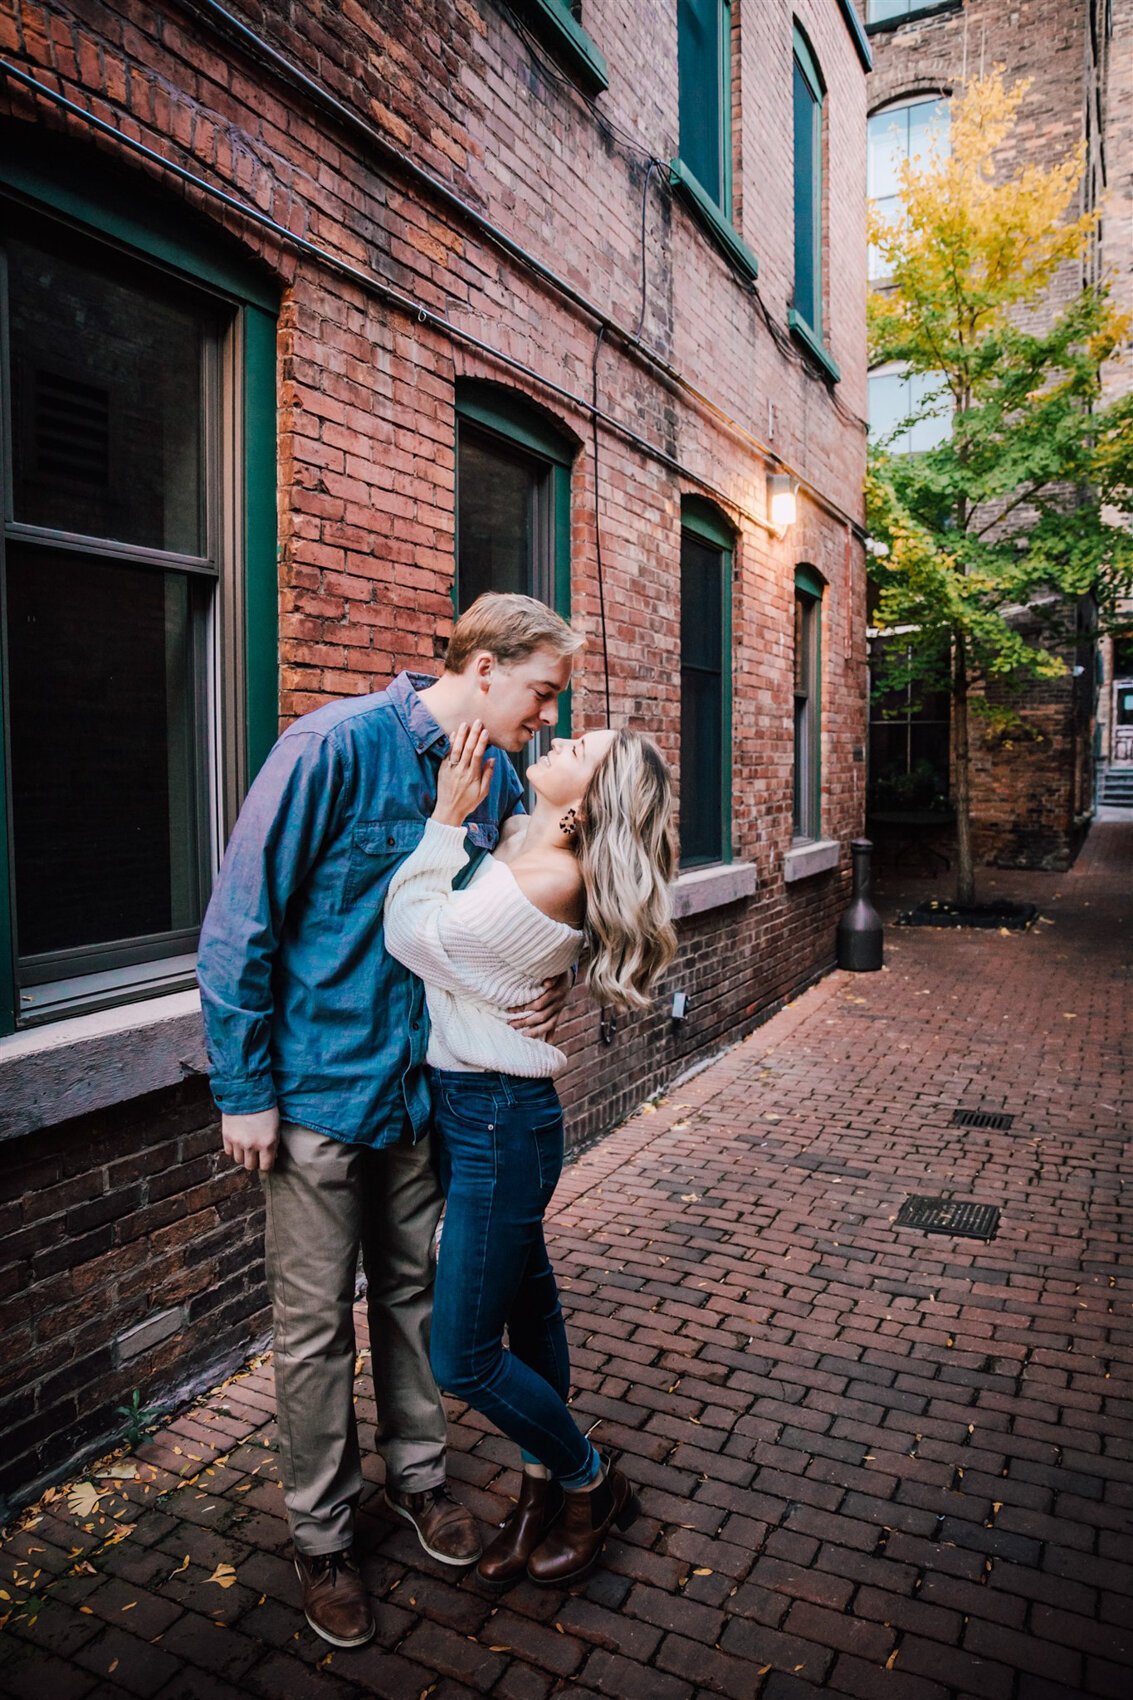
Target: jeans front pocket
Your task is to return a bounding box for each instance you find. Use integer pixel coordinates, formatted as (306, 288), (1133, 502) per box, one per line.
(439, 1083), (501, 1133)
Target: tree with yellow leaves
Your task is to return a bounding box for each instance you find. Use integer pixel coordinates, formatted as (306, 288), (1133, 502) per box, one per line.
(867, 70), (1133, 905)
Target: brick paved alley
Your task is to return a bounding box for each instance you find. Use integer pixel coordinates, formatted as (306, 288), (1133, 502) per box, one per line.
(1, 823), (1130, 1700)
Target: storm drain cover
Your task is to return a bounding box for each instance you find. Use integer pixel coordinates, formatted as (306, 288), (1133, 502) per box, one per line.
(951, 1109), (1015, 1131)
(895, 1196), (1001, 1240)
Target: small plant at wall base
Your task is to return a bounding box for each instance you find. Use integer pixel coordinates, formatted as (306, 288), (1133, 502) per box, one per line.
(116, 1389), (160, 1446)
(867, 69), (1133, 907)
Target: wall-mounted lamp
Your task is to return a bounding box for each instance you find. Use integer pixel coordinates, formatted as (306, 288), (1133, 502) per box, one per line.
(767, 473), (798, 537)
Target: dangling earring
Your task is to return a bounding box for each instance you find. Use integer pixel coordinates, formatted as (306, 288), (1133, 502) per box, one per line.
(559, 807), (579, 839)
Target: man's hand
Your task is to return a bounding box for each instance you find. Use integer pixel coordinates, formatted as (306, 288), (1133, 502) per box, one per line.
(222, 1107), (281, 1173)
(508, 970), (573, 1043)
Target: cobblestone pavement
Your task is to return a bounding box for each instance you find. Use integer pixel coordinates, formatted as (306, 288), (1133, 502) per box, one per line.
(1, 823), (1130, 1700)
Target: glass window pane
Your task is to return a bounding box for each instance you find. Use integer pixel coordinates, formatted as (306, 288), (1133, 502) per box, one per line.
(907, 370), (952, 451)
(868, 369), (905, 442)
(908, 98), (949, 162)
(867, 0), (910, 22)
(793, 60), (819, 330)
(680, 528), (724, 865)
(868, 111), (908, 200)
(8, 236), (209, 555)
(457, 429), (540, 611)
(680, 669), (723, 863)
(678, 0), (724, 206)
(7, 548), (205, 959)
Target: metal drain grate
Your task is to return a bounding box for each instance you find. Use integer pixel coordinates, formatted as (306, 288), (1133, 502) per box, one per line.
(895, 1196), (1001, 1240)
(951, 1109), (1015, 1131)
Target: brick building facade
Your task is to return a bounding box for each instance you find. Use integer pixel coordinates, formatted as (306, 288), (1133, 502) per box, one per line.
(0, 0), (870, 1513)
(861, 0), (1133, 865)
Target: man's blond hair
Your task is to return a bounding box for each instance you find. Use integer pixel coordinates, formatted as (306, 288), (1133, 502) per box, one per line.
(445, 593), (584, 673)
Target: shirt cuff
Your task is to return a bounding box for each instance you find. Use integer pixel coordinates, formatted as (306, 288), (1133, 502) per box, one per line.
(210, 1077), (278, 1116)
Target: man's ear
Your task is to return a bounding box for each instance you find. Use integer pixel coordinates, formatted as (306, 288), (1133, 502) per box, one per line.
(473, 651), (494, 692)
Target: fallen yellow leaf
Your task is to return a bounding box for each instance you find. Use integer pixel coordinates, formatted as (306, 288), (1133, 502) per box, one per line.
(206, 1564), (238, 1589)
(66, 1483), (103, 1519)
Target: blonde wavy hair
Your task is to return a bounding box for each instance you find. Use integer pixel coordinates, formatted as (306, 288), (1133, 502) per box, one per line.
(578, 730), (677, 1012)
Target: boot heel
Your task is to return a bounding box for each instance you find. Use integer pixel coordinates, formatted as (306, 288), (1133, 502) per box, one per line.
(615, 1490), (640, 1530)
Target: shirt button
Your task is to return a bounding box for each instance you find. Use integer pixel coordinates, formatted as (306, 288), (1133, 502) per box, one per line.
(387, 835), (396, 847)
(411, 1020), (420, 1030)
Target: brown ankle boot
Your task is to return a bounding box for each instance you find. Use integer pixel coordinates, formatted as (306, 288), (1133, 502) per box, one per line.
(525, 1460), (639, 1586)
(477, 1473), (564, 1589)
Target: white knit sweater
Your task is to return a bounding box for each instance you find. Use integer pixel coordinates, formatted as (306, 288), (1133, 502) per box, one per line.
(383, 818), (582, 1076)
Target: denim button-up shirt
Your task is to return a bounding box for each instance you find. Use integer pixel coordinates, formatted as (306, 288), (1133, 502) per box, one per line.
(196, 672), (524, 1146)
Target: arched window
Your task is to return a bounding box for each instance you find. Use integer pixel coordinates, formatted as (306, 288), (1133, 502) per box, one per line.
(868, 93), (950, 281)
(793, 566), (825, 843)
(454, 382), (574, 754)
(679, 498), (734, 868)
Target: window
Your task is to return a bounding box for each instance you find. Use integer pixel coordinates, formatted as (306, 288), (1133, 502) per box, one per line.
(677, 0), (732, 215)
(868, 363), (951, 453)
(455, 383), (573, 766)
(679, 501), (733, 868)
(868, 633), (951, 812)
(0, 144), (276, 1033)
(866, 1), (961, 26)
(511, 1), (608, 96)
(793, 567), (823, 842)
(670, 2), (759, 280)
(868, 95), (949, 281)
(791, 28), (825, 350)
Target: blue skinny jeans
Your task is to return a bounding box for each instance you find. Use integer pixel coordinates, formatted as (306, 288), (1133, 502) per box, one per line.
(428, 1069), (599, 1489)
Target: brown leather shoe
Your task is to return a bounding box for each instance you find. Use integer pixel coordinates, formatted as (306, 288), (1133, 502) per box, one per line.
(293, 1548), (374, 1648)
(477, 1472), (564, 1590)
(384, 1482), (482, 1566)
(525, 1459), (639, 1586)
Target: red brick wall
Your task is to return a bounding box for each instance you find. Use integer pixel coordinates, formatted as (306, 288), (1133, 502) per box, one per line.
(0, 0), (869, 1509)
(861, 0), (1099, 868)
(0, 1082), (268, 1512)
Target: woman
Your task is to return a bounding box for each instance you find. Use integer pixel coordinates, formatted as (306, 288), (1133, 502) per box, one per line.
(383, 720), (676, 1588)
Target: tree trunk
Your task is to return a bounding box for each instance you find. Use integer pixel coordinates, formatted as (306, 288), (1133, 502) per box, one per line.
(953, 635), (976, 907)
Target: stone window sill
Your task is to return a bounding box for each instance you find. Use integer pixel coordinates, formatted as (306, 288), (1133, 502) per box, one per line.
(783, 839), (841, 883)
(668, 159), (760, 283)
(0, 989), (207, 1143)
(672, 861), (758, 919)
(787, 309), (842, 383)
(514, 0), (609, 94)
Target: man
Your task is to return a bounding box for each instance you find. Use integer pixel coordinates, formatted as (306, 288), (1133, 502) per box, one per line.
(197, 593), (583, 1649)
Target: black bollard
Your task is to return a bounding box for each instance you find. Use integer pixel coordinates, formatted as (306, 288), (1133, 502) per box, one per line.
(837, 839), (884, 972)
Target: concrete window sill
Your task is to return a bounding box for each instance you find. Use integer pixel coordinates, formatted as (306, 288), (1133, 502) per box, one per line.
(672, 861), (758, 919)
(0, 990), (207, 1143)
(783, 839), (841, 883)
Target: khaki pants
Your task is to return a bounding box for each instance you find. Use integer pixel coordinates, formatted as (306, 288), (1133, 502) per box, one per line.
(262, 1121), (447, 1555)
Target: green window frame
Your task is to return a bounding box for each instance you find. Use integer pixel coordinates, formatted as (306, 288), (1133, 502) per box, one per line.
(671, 1), (759, 283)
(679, 498), (734, 869)
(0, 132), (277, 1035)
(454, 381), (573, 743)
(511, 1), (608, 94)
(792, 565), (824, 843)
(789, 26), (839, 380)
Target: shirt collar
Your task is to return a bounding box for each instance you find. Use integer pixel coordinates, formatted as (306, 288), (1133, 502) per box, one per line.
(388, 670), (449, 755)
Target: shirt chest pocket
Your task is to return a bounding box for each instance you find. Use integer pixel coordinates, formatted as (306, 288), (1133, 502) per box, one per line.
(346, 818), (426, 908)
(345, 816), (500, 908)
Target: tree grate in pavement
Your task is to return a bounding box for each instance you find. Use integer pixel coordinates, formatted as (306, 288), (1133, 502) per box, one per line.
(895, 1195), (1002, 1239)
(950, 1108), (1016, 1130)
